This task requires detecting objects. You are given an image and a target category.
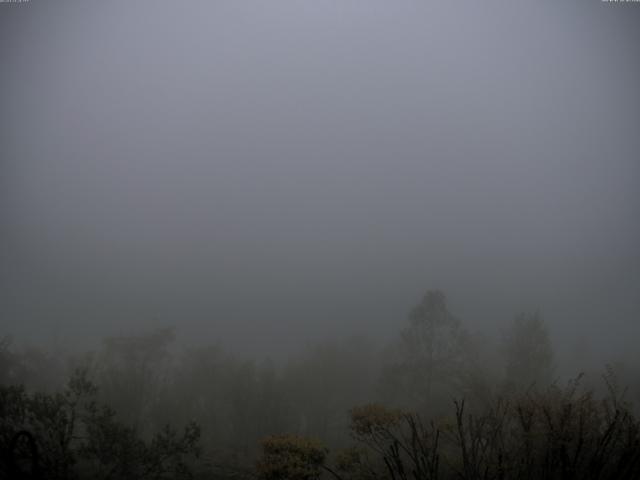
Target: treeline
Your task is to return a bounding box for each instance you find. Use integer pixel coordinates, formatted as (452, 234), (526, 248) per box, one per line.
(1, 291), (639, 479)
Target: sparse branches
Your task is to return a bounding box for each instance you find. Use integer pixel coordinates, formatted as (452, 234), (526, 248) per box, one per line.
(348, 404), (440, 480)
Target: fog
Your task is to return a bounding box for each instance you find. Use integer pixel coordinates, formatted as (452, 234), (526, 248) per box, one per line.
(2, 0), (638, 361)
(1, 1), (640, 477)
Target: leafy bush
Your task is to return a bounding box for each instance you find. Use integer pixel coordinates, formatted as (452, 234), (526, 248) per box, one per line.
(257, 434), (327, 480)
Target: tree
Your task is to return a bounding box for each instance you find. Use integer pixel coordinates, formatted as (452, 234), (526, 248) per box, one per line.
(283, 338), (376, 443)
(346, 404), (440, 480)
(383, 290), (472, 411)
(0, 369), (201, 480)
(503, 311), (554, 390)
(95, 327), (176, 432)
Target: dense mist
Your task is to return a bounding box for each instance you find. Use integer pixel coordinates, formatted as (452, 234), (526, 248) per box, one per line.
(1, 1), (639, 479)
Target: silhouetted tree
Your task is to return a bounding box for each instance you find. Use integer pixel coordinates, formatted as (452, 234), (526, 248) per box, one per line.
(503, 311), (554, 390)
(0, 369), (201, 480)
(95, 327), (176, 432)
(383, 290), (472, 412)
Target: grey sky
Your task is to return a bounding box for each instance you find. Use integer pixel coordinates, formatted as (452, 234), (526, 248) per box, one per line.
(1, 0), (638, 360)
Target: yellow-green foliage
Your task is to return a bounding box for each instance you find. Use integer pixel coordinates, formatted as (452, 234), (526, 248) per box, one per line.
(349, 404), (404, 437)
(257, 434), (327, 480)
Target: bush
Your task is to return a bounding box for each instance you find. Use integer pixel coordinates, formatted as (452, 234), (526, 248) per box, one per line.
(257, 434), (327, 480)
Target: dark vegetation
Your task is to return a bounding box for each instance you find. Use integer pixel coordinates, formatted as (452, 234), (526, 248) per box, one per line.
(2, 291), (639, 479)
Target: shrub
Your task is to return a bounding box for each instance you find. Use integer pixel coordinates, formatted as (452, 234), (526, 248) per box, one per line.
(257, 434), (327, 480)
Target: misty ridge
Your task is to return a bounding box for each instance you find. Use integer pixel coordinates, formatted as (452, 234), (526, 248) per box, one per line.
(1, 0), (639, 479)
